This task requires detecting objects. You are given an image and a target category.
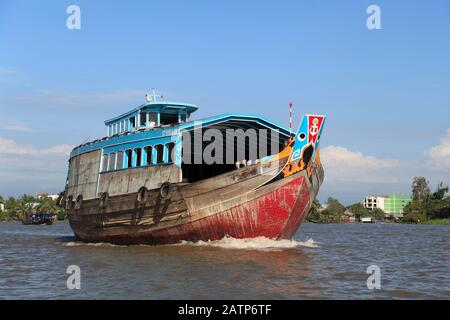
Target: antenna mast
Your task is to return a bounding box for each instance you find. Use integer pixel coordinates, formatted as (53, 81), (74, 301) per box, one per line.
(289, 102), (293, 140)
(145, 88), (163, 102)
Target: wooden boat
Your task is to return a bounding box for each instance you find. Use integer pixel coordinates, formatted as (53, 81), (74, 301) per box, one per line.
(60, 91), (325, 244)
(22, 213), (55, 225)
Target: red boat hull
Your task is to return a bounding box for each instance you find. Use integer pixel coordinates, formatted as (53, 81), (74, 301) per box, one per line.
(68, 171), (315, 245)
(113, 175), (307, 244)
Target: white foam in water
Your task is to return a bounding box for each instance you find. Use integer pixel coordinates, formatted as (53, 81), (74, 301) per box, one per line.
(64, 241), (84, 247)
(63, 236), (319, 250)
(64, 241), (124, 247)
(175, 236), (319, 250)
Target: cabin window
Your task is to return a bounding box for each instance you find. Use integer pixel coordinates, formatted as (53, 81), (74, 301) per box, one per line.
(160, 113), (178, 125)
(116, 151), (124, 169)
(145, 146), (153, 165)
(180, 114), (187, 123)
(108, 152), (116, 170)
(126, 149), (133, 168)
(148, 112), (158, 126)
(135, 148), (142, 166)
(130, 117), (136, 129)
(167, 142), (175, 163)
(140, 112), (147, 127)
(155, 144), (164, 164)
(101, 154), (108, 172)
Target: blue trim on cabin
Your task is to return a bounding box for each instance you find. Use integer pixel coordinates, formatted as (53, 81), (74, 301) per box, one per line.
(178, 113), (291, 134)
(71, 113), (290, 159)
(103, 101), (197, 139)
(102, 135), (177, 154)
(70, 112), (292, 175)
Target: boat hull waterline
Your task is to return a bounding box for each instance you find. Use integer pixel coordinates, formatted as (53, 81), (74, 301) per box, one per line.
(68, 163), (322, 245)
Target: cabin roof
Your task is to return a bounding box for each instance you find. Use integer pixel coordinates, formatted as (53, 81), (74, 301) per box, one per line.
(104, 101), (198, 125)
(179, 113), (291, 135)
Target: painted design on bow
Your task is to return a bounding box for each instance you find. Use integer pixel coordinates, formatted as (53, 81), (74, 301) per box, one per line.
(290, 114), (325, 164)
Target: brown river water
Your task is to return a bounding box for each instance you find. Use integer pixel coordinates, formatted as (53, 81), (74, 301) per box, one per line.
(0, 221), (448, 299)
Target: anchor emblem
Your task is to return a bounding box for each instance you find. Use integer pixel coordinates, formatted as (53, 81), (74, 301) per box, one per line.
(309, 117), (319, 136)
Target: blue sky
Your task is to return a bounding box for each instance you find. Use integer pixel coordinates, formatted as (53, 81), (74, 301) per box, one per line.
(0, 0), (449, 204)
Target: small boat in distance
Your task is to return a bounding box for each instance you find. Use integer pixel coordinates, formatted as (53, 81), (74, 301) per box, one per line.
(59, 90), (326, 244)
(22, 213), (55, 225)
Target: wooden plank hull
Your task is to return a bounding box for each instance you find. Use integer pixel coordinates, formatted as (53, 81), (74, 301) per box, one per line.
(67, 158), (323, 245)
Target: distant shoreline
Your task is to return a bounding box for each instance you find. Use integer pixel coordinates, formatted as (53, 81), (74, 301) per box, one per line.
(1, 218), (449, 226)
(305, 218), (450, 225)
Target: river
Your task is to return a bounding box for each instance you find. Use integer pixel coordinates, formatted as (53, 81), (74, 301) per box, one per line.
(0, 221), (448, 299)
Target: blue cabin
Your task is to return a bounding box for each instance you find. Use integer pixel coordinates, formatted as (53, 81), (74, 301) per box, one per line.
(67, 91), (291, 201)
(104, 90), (197, 137)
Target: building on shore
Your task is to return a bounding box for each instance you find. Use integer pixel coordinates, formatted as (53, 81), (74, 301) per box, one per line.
(364, 194), (411, 218)
(341, 209), (357, 223)
(36, 193), (59, 201)
(364, 196), (381, 211)
(0, 203), (4, 212)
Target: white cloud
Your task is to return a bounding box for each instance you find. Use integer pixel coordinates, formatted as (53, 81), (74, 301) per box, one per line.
(321, 145), (400, 183)
(0, 138), (73, 196)
(0, 137), (38, 155)
(0, 154), (68, 196)
(426, 129), (450, 170)
(0, 137), (74, 156)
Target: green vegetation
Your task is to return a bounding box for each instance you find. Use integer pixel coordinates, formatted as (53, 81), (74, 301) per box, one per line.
(307, 176), (449, 224)
(346, 203), (384, 220)
(309, 197), (345, 223)
(422, 218), (450, 225)
(308, 197), (386, 223)
(402, 177), (450, 224)
(0, 194), (65, 222)
(308, 197), (337, 223)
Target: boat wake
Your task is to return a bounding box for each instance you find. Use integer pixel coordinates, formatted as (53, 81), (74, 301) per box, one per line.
(63, 236), (319, 250)
(175, 236), (319, 251)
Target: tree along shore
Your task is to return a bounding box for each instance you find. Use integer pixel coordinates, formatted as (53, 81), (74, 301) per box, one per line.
(308, 176), (450, 224)
(0, 194), (65, 222)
